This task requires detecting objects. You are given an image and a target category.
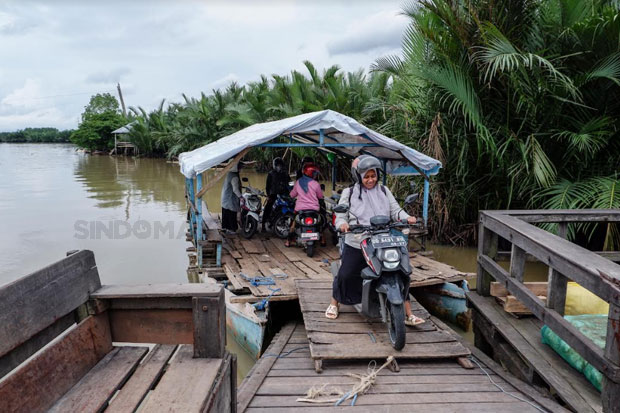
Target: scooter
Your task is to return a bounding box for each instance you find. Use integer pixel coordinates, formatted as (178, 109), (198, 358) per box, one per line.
(332, 193), (420, 350)
(294, 210), (322, 257)
(269, 194), (296, 239)
(239, 177), (264, 239)
(324, 192), (341, 248)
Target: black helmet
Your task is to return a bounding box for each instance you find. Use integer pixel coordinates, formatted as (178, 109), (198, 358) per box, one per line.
(350, 155), (371, 183)
(273, 157), (284, 170)
(355, 155), (383, 183)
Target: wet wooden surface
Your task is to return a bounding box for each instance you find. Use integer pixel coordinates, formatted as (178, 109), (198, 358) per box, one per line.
(220, 232), (473, 299)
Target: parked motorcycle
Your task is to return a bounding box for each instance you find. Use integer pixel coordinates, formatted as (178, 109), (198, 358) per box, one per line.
(270, 194), (296, 239)
(240, 177), (264, 239)
(324, 192), (342, 248)
(332, 193), (420, 350)
(294, 210), (322, 257)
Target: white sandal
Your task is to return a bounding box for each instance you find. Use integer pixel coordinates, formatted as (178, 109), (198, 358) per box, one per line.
(325, 304), (339, 319)
(405, 314), (425, 326)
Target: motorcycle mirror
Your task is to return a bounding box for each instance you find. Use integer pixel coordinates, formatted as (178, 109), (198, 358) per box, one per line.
(404, 193), (419, 205)
(241, 177), (249, 183)
(333, 204), (349, 213)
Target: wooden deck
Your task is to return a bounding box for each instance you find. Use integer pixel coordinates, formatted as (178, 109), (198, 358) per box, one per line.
(296, 279), (470, 370)
(218, 231), (474, 302)
(468, 292), (602, 413)
(237, 321), (568, 412)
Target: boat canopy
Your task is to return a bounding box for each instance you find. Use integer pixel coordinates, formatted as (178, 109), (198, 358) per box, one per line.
(178, 110), (441, 179)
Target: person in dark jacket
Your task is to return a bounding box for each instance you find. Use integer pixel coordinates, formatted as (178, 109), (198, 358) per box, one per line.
(221, 162), (242, 233)
(262, 157), (290, 231)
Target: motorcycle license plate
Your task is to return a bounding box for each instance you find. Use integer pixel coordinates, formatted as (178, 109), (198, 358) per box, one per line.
(300, 232), (319, 240)
(371, 235), (407, 248)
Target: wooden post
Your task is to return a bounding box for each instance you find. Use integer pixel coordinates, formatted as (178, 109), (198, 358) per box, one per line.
(477, 220), (498, 296)
(603, 303), (620, 413)
(547, 222), (568, 315)
(192, 288), (225, 358)
(510, 244), (526, 283)
(187, 177), (196, 243)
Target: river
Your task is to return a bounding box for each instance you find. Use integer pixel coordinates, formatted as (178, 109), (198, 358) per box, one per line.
(0, 143), (547, 382)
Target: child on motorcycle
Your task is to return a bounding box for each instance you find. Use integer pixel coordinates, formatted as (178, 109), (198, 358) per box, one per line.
(285, 163), (325, 247)
(325, 156), (425, 327)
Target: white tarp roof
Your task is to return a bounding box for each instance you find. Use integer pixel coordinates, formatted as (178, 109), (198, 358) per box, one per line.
(178, 109), (441, 179)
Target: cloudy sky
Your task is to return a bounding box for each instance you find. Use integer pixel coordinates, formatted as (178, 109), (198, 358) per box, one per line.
(0, 0), (409, 132)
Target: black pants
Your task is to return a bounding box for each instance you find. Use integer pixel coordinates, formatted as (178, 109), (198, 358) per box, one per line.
(262, 195), (276, 229)
(222, 208), (238, 231)
(332, 244), (366, 305)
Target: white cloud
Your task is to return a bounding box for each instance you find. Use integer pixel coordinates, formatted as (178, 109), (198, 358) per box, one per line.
(85, 67), (131, 84)
(1, 79), (44, 109)
(210, 73), (240, 90)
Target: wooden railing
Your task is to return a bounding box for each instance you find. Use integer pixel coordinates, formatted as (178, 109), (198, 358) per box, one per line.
(476, 209), (620, 412)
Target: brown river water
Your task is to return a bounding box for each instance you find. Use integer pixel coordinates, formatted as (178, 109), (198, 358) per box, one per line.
(0, 143), (548, 383)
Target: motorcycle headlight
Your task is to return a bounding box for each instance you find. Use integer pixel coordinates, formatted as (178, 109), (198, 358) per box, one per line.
(384, 261), (399, 269)
(383, 248), (400, 262)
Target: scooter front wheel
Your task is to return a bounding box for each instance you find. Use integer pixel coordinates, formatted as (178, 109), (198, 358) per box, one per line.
(386, 302), (406, 350)
(241, 216), (258, 239)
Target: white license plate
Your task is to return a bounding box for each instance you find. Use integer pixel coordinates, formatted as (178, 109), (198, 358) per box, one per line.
(300, 232), (319, 240)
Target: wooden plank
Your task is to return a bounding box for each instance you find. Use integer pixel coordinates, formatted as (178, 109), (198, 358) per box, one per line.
(478, 254), (620, 381)
(244, 403), (542, 413)
(229, 294), (298, 304)
(193, 290), (226, 358)
(0, 313), (112, 413)
(248, 392), (533, 407)
(261, 374), (510, 386)
(309, 340), (469, 359)
(203, 353), (236, 413)
(0, 311), (75, 379)
(491, 282), (548, 297)
(499, 209), (620, 223)
(496, 295), (546, 314)
(140, 345), (223, 412)
(308, 330), (455, 345)
(106, 345), (177, 413)
(237, 323), (297, 412)
(510, 244), (526, 283)
(240, 239), (264, 254)
(468, 292), (598, 413)
(108, 309), (193, 344)
(547, 222), (568, 315)
(476, 223), (497, 296)
(49, 346), (147, 412)
(603, 302), (620, 412)
(91, 283), (221, 299)
(0, 249), (101, 357)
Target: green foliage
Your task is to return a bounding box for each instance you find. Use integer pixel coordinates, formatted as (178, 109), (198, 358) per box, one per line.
(0, 128), (72, 143)
(71, 94), (125, 151)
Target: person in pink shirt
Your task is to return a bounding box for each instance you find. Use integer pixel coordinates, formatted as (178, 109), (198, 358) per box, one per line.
(286, 163), (324, 247)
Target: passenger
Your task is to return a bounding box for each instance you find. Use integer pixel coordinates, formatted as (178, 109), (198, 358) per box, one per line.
(285, 163), (324, 247)
(295, 156), (315, 180)
(262, 157), (290, 232)
(325, 156), (424, 326)
(221, 161), (242, 234)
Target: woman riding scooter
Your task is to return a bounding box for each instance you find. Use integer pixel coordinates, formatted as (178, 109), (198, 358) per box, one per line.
(325, 155), (425, 327)
(285, 163), (325, 247)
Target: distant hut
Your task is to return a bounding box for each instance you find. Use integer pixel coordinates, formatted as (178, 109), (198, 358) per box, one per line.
(111, 122), (138, 156)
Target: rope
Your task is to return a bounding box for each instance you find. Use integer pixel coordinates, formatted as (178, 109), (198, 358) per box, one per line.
(468, 356), (549, 413)
(263, 346), (309, 358)
(297, 356), (395, 406)
(253, 287), (281, 311)
(239, 272), (288, 286)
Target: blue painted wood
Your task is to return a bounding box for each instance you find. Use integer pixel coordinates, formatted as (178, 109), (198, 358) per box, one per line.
(196, 174), (203, 267)
(423, 178), (430, 227)
(186, 178), (197, 243)
(226, 304), (266, 359)
(216, 243), (222, 267)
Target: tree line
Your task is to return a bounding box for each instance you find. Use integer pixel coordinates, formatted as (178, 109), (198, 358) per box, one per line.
(70, 0), (620, 246)
(0, 128), (72, 143)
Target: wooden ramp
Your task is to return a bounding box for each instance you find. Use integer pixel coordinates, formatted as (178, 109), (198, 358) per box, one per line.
(237, 322), (568, 412)
(218, 232), (474, 303)
(296, 279), (470, 371)
(468, 292), (602, 413)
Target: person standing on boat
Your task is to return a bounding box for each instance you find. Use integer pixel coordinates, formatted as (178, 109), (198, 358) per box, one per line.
(325, 155), (425, 326)
(262, 157), (290, 232)
(221, 161), (242, 234)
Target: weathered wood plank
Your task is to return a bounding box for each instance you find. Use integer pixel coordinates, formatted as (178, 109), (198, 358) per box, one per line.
(261, 374), (510, 386)
(499, 209), (620, 223)
(203, 353), (236, 413)
(244, 403), (541, 413)
(237, 323), (297, 412)
(91, 283), (221, 299)
(308, 330), (455, 345)
(491, 281), (548, 297)
(106, 345), (177, 413)
(0, 311), (75, 379)
(108, 309), (193, 344)
(476, 222), (497, 296)
(603, 302), (620, 413)
(140, 345), (223, 412)
(309, 340), (469, 359)
(193, 289), (226, 358)
(0, 313), (112, 413)
(49, 346), (147, 412)
(547, 222), (568, 315)
(0, 249), (101, 357)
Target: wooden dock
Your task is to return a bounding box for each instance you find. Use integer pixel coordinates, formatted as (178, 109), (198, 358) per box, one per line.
(296, 279), (470, 371)
(216, 231), (474, 303)
(237, 321), (567, 412)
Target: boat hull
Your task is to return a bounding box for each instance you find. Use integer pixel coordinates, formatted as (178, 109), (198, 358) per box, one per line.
(225, 299), (267, 359)
(412, 280), (471, 331)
